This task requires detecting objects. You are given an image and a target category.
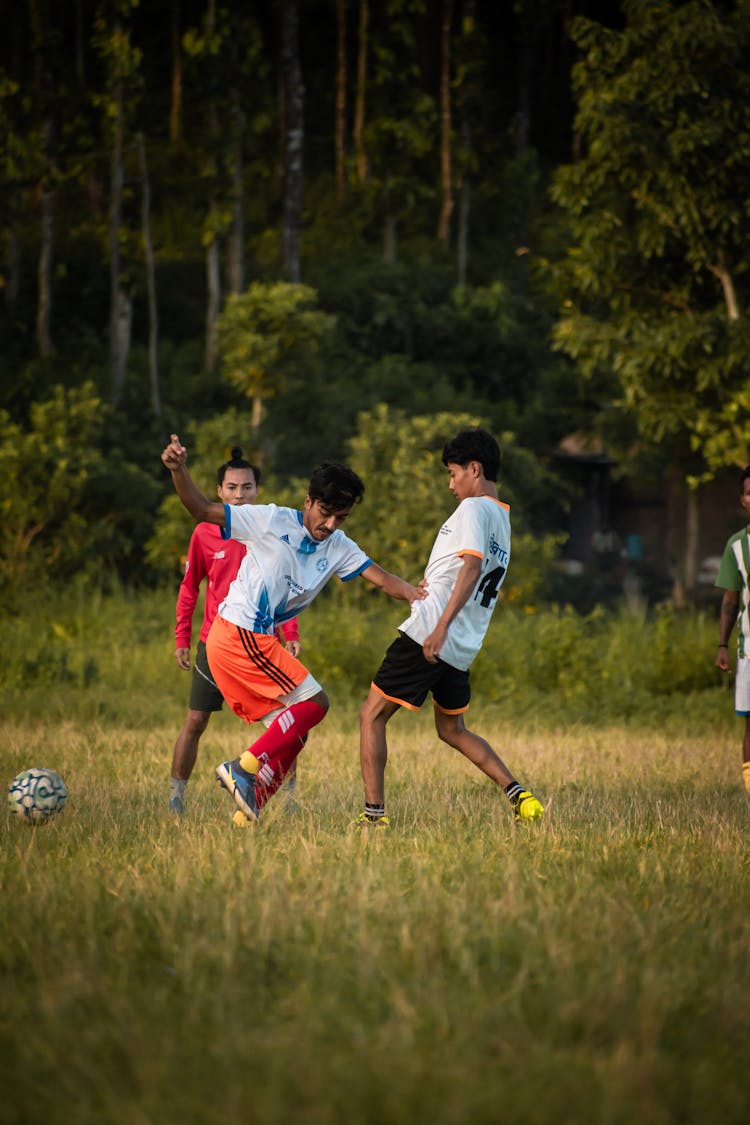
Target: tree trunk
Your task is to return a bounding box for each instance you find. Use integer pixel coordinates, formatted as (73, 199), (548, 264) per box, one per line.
(335, 0), (347, 202)
(137, 134), (161, 417)
(204, 0), (220, 372)
(227, 98), (244, 295)
(206, 236), (221, 372)
(113, 289), (132, 400)
(456, 141), (470, 285)
(170, 0), (183, 145)
(515, 24), (532, 156)
(709, 257), (740, 321)
(75, 0), (86, 85)
(384, 210), (397, 264)
(455, 0), (476, 285)
(5, 193), (21, 308)
(36, 177), (54, 358)
(29, 0), (54, 356)
(683, 486), (699, 595)
(109, 27), (127, 402)
(354, 0), (368, 183)
(437, 0), (453, 242)
(281, 0), (303, 282)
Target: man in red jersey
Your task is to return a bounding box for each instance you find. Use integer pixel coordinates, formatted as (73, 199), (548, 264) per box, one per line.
(169, 447), (300, 815)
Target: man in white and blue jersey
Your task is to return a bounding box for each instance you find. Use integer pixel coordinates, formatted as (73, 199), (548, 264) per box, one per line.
(357, 428), (544, 829)
(715, 464), (750, 794)
(161, 434), (424, 823)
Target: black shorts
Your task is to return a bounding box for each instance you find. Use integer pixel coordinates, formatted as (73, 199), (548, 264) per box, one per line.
(188, 640), (224, 712)
(372, 633), (471, 714)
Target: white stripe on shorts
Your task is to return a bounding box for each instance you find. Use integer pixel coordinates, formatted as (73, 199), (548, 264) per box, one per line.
(735, 657), (750, 715)
(260, 673), (323, 728)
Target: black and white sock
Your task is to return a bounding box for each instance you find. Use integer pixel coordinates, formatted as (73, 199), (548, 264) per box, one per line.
(504, 781), (523, 805)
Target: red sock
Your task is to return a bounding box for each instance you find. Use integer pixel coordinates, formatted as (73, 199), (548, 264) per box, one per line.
(240, 700), (326, 809)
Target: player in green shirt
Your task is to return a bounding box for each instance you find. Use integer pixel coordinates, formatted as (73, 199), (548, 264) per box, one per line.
(714, 465), (750, 795)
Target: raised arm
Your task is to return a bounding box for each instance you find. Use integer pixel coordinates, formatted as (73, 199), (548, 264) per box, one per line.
(360, 562), (424, 604)
(161, 434), (225, 525)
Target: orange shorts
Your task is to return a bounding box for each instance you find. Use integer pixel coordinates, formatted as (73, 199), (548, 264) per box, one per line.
(206, 615), (310, 724)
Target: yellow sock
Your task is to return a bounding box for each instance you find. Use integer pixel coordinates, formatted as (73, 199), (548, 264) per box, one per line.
(742, 762), (750, 796)
(240, 750), (260, 775)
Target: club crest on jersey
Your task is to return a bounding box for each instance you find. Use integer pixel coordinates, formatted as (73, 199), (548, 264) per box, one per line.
(316, 558), (329, 573)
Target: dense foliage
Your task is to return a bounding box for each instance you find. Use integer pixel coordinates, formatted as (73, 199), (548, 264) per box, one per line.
(2, 1), (748, 594)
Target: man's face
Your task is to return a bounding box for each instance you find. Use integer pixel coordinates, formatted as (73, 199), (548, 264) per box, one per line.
(302, 497), (353, 541)
(446, 461), (479, 502)
(741, 476), (750, 518)
(217, 468), (258, 505)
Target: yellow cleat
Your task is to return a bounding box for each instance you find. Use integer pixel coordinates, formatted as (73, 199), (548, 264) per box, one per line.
(232, 809), (256, 828)
(514, 791), (544, 822)
(353, 811), (391, 832)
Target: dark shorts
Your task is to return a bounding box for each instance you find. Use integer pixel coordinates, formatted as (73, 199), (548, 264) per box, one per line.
(372, 633), (471, 714)
(188, 640), (224, 713)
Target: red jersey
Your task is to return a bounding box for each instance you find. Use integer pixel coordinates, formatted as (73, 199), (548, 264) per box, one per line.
(175, 523), (300, 649)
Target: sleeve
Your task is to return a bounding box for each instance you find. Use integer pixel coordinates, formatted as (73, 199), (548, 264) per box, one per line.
(175, 529), (208, 648)
(335, 533), (372, 581)
(454, 501), (486, 559)
(715, 537), (742, 591)
(222, 502), (268, 542)
(279, 616), (300, 643)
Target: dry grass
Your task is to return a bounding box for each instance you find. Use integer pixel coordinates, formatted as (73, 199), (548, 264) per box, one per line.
(2, 707), (749, 1124)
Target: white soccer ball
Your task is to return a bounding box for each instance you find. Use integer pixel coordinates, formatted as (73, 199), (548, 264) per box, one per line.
(8, 767), (68, 824)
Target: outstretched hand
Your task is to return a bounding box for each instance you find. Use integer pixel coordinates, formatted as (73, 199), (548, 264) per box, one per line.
(161, 433), (187, 471)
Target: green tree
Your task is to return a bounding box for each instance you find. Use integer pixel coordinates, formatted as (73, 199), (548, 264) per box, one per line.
(361, 0), (437, 261)
(0, 384), (105, 594)
(549, 0), (750, 589)
(93, 0), (143, 404)
(216, 281), (337, 462)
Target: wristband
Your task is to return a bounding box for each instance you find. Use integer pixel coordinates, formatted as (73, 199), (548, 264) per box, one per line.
(718, 643), (728, 648)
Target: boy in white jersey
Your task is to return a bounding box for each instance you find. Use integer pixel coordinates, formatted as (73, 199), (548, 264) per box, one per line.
(358, 428), (544, 828)
(714, 465), (750, 794)
(161, 433), (423, 823)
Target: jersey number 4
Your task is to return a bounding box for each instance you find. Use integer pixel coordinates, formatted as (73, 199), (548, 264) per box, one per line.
(475, 565), (506, 609)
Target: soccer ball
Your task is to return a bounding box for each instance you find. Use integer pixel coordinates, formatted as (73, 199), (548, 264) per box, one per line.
(8, 767), (68, 824)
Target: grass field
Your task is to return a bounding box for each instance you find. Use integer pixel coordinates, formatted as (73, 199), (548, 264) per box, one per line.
(2, 696), (749, 1125)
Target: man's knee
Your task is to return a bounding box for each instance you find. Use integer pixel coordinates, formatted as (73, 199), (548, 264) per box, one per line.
(185, 709), (212, 737)
(435, 710), (464, 747)
(309, 689), (330, 714)
(360, 690), (394, 728)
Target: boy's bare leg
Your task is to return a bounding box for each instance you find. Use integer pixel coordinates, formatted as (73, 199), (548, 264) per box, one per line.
(359, 688), (401, 805)
(171, 709), (211, 781)
(433, 709), (515, 788)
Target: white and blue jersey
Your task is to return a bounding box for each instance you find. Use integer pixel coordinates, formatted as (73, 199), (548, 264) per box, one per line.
(400, 495), (511, 671)
(218, 503), (371, 634)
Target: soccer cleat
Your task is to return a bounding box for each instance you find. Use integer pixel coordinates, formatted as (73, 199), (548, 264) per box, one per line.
(354, 811), (391, 832)
(742, 762), (750, 796)
(513, 790), (544, 822)
(216, 760), (259, 822)
(168, 794), (185, 817)
(232, 809), (256, 828)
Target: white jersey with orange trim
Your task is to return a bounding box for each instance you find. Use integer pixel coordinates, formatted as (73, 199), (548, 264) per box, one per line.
(217, 503), (371, 634)
(400, 495), (511, 671)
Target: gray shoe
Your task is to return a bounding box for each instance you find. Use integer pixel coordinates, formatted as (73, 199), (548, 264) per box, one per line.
(168, 794), (185, 816)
